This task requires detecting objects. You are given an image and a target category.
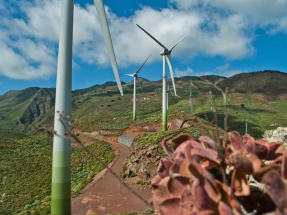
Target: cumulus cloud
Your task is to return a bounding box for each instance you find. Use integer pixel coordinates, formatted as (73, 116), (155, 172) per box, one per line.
(174, 67), (194, 77)
(175, 64), (248, 78)
(170, 0), (287, 33)
(214, 64), (248, 77)
(0, 0), (286, 81)
(214, 63), (248, 77)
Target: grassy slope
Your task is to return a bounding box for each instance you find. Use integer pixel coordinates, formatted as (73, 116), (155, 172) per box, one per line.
(1, 72), (287, 214)
(0, 135), (115, 215)
(1, 71), (287, 137)
(0, 128), (30, 144)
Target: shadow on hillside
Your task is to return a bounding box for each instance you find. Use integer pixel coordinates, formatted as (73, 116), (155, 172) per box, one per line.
(196, 112), (264, 138)
(219, 104), (277, 114)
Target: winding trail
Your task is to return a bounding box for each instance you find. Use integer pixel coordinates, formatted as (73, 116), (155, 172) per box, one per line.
(71, 134), (152, 215)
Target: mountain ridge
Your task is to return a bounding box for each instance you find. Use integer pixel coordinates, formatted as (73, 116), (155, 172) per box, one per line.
(0, 70), (286, 134)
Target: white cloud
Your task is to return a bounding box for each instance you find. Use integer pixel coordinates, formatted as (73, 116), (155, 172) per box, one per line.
(170, 0), (287, 33)
(0, 43), (54, 80)
(176, 64), (248, 78)
(214, 63), (248, 77)
(174, 67), (194, 77)
(0, 0), (286, 81)
(215, 64), (230, 72)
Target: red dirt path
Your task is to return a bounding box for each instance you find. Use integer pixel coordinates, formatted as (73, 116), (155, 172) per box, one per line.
(71, 134), (152, 215)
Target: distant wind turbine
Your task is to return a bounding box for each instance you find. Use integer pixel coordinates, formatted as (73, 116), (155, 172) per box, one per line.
(136, 24), (187, 131)
(166, 75), (181, 110)
(51, 0), (123, 214)
(190, 83), (194, 114)
(122, 55), (151, 121)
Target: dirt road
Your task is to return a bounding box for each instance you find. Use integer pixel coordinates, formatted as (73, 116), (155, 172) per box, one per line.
(71, 135), (152, 215)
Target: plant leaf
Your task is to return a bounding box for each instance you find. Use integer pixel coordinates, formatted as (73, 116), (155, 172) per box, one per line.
(282, 153), (287, 179)
(159, 198), (181, 215)
(253, 162), (281, 182)
(191, 147), (220, 170)
(262, 170), (287, 212)
(158, 158), (174, 178)
(168, 175), (190, 198)
(216, 180), (242, 215)
(171, 134), (193, 150)
(162, 139), (175, 159)
(189, 161), (221, 203)
(254, 139), (270, 159)
(231, 169), (250, 196)
(199, 136), (219, 151)
(151, 174), (163, 188)
(228, 153), (254, 174)
(170, 155), (184, 175)
(218, 201), (236, 215)
(152, 185), (171, 212)
(242, 134), (255, 153)
(267, 143), (285, 160)
(192, 178), (213, 210)
(171, 134), (203, 150)
(228, 131), (246, 152)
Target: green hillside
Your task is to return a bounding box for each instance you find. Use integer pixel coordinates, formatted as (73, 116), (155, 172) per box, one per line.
(0, 135), (115, 214)
(1, 70), (287, 214)
(0, 71), (287, 138)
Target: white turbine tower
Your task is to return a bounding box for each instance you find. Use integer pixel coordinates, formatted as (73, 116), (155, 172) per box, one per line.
(123, 55), (151, 121)
(51, 0), (123, 214)
(166, 75), (181, 110)
(190, 83), (194, 114)
(136, 24), (187, 131)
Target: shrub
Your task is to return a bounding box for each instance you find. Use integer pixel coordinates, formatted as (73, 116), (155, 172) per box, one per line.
(151, 132), (287, 214)
(136, 180), (144, 185)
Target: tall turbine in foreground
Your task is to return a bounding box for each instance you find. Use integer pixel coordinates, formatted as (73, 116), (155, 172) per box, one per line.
(136, 24), (187, 131)
(51, 0), (122, 214)
(123, 55), (151, 121)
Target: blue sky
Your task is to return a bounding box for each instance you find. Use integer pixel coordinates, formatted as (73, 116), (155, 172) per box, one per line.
(0, 0), (287, 95)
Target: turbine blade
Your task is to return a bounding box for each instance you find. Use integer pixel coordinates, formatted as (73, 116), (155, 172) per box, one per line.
(170, 34), (188, 51)
(166, 55), (177, 96)
(121, 74), (134, 77)
(135, 54), (152, 74)
(170, 91), (182, 98)
(136, 24), (168, 50)
(94, 0), (123, 96)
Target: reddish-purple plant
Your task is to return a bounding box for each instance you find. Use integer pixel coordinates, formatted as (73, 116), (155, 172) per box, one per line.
(151, 132), (287, 215)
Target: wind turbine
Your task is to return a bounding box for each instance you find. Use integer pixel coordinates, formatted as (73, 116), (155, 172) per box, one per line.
(190, 83), (194, 114)
(51, 0), (123, 214)
(136, 24), (187, 131)
(122, 55), (151, 121)
(166, 74), (181, 110)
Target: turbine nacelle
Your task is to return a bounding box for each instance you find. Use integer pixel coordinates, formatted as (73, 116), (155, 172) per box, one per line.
(136, 24), (187, 97)
(160, 49), (171, 56)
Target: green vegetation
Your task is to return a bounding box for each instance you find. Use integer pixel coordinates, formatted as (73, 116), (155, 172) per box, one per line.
(193, 94), (287, 138)
(74, 120), (132, 132)
(0, 128), (29, 144)
(1, 71), (287, 139)
(103, 132), (123, 137)
(0, 135), (115, 214)
(136, 129), (181, 148)
(136, 127), (201, 149)
(1, 71), (287, 213)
